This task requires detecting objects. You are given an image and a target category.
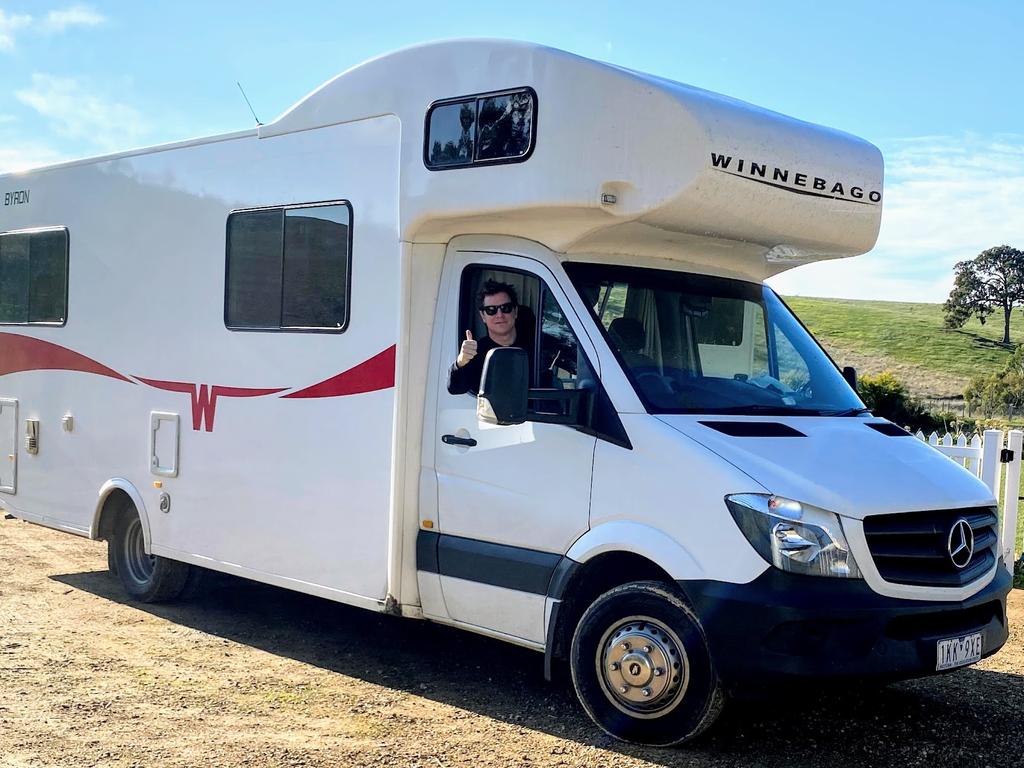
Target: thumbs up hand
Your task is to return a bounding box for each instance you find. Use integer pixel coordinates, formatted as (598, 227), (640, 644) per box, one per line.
(457, 330), (478, 368)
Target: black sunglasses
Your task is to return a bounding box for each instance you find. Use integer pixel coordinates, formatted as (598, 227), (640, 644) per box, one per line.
(479, 302), (516, 316)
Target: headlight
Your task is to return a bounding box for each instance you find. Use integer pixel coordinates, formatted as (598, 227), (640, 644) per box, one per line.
(726, 494), (863, 579)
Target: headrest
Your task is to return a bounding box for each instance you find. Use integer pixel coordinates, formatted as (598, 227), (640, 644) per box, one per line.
(608, 317), (646, 351)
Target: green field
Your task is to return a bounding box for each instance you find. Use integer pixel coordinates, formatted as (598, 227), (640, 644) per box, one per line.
(787, 296), (1024, 384)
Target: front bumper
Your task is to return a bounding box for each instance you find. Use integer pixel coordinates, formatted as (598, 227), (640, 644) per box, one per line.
(677, 564), (1011, 691)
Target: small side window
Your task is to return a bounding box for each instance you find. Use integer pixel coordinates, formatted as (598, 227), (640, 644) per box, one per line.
(425, 88), (536, 170)
(539, 289), (591, 391)
(0, 227), (69, 325)
(225, 201), (351, 332)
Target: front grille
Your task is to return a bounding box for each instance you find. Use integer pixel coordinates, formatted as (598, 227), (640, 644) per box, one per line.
(862, 507), (998, 587)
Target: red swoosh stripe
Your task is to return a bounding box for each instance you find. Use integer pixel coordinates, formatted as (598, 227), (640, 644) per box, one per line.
(283, 345), (396, 399)
(0, 332), (133, 383)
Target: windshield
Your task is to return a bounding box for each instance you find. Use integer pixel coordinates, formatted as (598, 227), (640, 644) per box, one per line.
(565, 263), (865, 416)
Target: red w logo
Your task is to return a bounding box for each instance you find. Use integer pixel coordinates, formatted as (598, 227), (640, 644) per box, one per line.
(135, 379), (286, 432)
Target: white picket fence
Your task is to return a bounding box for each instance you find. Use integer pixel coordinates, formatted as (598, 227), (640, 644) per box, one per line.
(913, 428), (1022, 574)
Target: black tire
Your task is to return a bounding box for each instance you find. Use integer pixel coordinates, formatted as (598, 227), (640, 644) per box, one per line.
(106, 538), (119, 577)
(179, 563), (208, 600)
(570, 581), (724, 746)
(110, 505), (191, 603)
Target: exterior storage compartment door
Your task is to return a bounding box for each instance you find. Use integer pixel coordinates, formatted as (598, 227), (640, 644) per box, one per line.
(0, 398), (16, 494)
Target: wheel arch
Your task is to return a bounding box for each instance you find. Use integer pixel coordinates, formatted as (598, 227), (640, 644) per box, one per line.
(91, 479), (152, 552)
(546, 522), (702, 681)
(563, 521), (701, 579)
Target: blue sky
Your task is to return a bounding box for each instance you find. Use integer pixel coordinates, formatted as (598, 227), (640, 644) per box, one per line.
(1, 1), (1022, 302)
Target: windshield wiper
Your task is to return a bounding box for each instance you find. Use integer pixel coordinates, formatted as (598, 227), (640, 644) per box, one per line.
(819, 407), (873, 417)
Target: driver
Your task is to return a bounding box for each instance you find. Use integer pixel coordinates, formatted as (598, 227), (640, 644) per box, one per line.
(448, 279), (526, 395)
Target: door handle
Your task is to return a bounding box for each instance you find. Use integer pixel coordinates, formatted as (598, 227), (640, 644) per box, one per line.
(442, 434), (477, 447)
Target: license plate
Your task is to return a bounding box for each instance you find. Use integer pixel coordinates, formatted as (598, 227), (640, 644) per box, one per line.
(936, 632), (983, 671)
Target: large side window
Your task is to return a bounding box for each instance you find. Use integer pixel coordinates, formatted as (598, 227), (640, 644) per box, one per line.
(0, 228), (69, 325)
(225, 202), (351, 332)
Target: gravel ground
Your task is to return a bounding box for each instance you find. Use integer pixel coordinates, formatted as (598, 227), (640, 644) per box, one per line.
(1, 517), (1022, 768)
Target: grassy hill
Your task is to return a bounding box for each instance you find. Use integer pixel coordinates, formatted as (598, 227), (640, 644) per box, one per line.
(786, 296), (1024, 402)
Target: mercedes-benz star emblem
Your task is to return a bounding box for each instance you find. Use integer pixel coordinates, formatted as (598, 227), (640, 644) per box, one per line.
(947, 518), (974, 569)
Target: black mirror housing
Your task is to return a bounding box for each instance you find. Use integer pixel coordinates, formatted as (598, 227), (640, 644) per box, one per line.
(478, 347), (529, 425)
(842, 365), (857, 391)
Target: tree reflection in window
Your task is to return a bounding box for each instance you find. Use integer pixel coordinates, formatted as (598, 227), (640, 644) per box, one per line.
(476, 92), (533, 161)
(426, 89), (534, 169)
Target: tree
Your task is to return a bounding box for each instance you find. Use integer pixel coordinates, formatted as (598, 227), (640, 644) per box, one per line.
(944, 245), (1024, 344)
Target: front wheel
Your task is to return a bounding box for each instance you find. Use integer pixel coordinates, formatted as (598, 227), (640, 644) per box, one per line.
(110, 506), (191, 603)
(570, 581), (724, 746)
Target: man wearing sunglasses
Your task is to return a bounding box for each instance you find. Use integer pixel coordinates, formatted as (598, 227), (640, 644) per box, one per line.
(447, 279), (526, 395)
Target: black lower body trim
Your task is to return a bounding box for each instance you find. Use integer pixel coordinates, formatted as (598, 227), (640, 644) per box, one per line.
(416, 530), (563, 595)
(677, 566), (1012, 690)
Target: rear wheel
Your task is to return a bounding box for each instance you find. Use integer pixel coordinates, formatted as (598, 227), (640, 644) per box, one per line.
(570, 581), (724, 746)
(110, 506), (191, 602)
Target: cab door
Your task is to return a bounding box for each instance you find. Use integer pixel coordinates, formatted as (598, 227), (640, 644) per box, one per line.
(429, 251), (599, 645)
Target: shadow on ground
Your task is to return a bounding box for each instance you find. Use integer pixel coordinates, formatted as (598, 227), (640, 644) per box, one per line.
(950, 328), (1016, 351)
(52, 569), (1024, 767)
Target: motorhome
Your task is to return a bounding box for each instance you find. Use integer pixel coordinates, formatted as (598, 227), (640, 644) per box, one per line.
(0, 40), (1010, 746)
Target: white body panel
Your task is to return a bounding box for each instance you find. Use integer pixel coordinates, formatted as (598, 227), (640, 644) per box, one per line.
(2, 116), (401, 604)
(657, 415), (995, 520)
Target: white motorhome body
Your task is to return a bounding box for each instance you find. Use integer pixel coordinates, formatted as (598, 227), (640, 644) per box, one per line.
(0, 41), (1009, 745)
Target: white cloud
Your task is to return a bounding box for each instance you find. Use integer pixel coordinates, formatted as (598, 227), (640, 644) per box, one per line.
(41, 4), (104, 32)
(14, 73), (150, 152)
(0, 9), (32, 51)
(769, 134), (1024, 302)
(0, 5), (104, 51)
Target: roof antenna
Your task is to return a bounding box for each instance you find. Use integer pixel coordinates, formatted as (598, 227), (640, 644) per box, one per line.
(236, 81), (262, 126)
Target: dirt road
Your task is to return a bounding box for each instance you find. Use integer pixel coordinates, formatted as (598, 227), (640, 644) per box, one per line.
(2, 518), (1022, 768)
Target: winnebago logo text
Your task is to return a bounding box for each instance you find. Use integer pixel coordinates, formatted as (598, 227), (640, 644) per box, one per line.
(4, 189), (30, 206)
(710, 154), (881, 205)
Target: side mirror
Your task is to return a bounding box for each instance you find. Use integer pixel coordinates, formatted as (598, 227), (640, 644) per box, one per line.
(842, 366), (857, 391)
(478, 347), (529, 425)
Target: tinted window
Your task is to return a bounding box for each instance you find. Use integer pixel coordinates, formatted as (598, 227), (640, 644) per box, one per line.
(226, 209), (282, 328)
(476, 91), (533, 161)
(226, 202), (350, 331)
(427, 100), (475, 167)
(425, 88), (536, 169)
(0, 228), (68, 325)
